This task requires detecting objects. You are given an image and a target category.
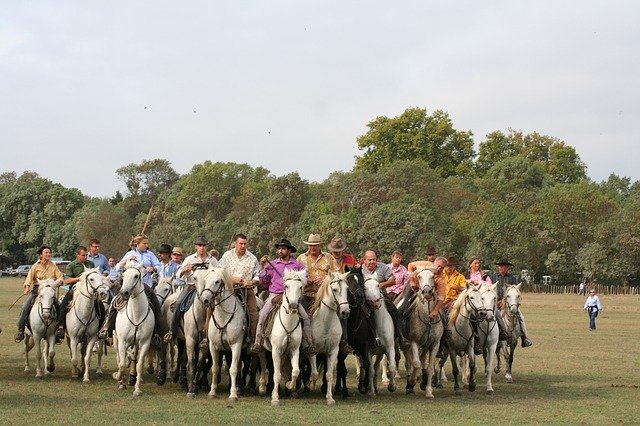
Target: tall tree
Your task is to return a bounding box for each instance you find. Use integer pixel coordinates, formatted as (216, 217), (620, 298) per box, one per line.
(355, 108), (475, 178)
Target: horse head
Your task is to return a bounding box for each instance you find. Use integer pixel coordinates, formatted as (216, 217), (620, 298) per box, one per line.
(363, 273), (384, 310)
(36, 278), (58, 321)
(82, 267), (109, 302)
(120, 261), (144, 299)
(328, 271), (351, 319)
(200, 265), (228, 306)
(155, 276), (175, 303)
(464, 285), (488, 320)
(415, 266), (436, 300)
(504, 283), (522, 316)
(479, 282), (498, 322)
(282, 268), (306, 314)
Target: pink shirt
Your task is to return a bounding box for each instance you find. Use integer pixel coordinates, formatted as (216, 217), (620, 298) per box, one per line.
(387, 263), (409, 294)
(468, 270), (492, 285)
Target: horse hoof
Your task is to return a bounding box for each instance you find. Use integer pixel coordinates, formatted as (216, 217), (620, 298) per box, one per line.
(228, 396), (238, 403)
(506, 377), (513, 383)
(128, 376), (137, 386)
(83, 378), (90, 384)
(133, 390), (142, 397)
(112, 372), (120, 380)
(96, 369), (103, 375)
(425, 393), (434, 399)
(454, 389), (462, 396)
(187, 392), (195, 399)
(47, 363), (55, 373)
(327, 399), (336, 406)
(36, 374), (43, 380)
(387, 383), (397, 393)
(405, 388), (414, 395)
(24, 367), (31, 373)
(271, 400), (280, 407)
(486, 389), (494, 395)
(290, 391), (298, 399)
(469, 383), (476, 392)
(118, 384), (126, 390)
(147, 367), (154, 375)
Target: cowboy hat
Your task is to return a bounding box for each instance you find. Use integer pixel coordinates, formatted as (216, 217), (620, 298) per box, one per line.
(171, 246), (184, 256)
(304, 233), (322, 245)
(274, 238), (296, 253)
(158, 244), (172, 254)
(327, 237), (347, 252)
(495, 258), (513, 266)
(193, 235), (209, 245)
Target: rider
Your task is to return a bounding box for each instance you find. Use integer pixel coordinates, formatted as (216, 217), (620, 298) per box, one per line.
(251, 238), (317, 355)
(219, 233), (260, 347)
(163, 236), (217, 344)
(15, 245), (64, 343)
(56, 246), (97, 343)
(362, 250), (410, 351)
(493, 259), (533, 348)
(328, 237), (356, 273)
(440, 256), (466, 355)
(157, 243), (180, 280)
(97, 234), (163, 348)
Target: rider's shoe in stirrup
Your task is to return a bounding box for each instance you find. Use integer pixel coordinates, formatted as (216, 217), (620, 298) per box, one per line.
(56, 326), (65, 340)
(339, 339), (354, 355)
(250, 342), (263, 354)
(307, 344), (319, 356)
(105, 337), (113, 347)
(152, 334), (162, 348)
(14, 330), (25, 343)
(521, 338), (533, 348)
(97, 328), (108, 340)
(163, 331), (173, 343)
(373, 337), (383, 349)
(199, 337), (208, 349)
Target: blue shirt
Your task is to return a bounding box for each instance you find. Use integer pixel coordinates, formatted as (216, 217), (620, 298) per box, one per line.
(158, 260), (180, 279)
(117, 249), (161, 288)
(87, 252), (109, 274)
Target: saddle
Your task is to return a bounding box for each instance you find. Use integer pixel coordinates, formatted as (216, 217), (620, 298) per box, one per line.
(169, 288), (197, 313)
(261, 294), (283, 339)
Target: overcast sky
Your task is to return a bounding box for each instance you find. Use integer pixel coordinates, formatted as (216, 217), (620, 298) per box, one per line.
(1, 1), (638, 198)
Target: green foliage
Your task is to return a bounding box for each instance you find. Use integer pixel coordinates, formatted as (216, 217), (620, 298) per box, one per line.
(354, 108), (475, 178)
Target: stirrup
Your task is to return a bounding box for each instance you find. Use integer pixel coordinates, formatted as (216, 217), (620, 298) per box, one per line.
(250, 342), (264, 354)
(15, 331), (25, 343)
(522, 338), (533, 348)
(163, 331), (173, 343)
(199, 337), (208, 349)
(97, 329), (108, 340)
(152, 334), (162, 348)
(306, 344), (318, 356)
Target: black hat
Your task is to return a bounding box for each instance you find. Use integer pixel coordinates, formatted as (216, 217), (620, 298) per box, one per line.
(495, 258), (513, 266)
(193, 235), (209, 245)
(274, 238), (296, 253)
(158, 244), (172, 254)
(426, 246), (436, 256)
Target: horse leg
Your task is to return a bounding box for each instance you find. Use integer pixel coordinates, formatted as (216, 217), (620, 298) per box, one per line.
(208, 346), (220, 399)
(386, 345), (397, 393)
(271, 350), (282, 407)
(423, 347), (436, 399)
(34, 334), (44, 378)
(228, 342), (242, 402)
(24, 336), (34, 373)
(494, 340), (503, 374)
(147, 345), (156, 375)
(258, 352), (268, 396)
(467, 352), (477, 392)
(485, 347), (495, 395)
(186, 339), (197, 397)
(369, 354), (378, 397)
(70, 336), (80, 378)
(287, 349), (301, 393)
(95, 339), (104, 375)
(46, 334), (57, 374)
(324, 350), (338, 405)
(83, 336), (97, 383)
(309, 354), (319, 391)
(134, 342), (151, 396)
(506, 344), (515, 383)
(117, 342), (129, 390)
(451, 353), (462, 396)
(381, 354), (389, 386)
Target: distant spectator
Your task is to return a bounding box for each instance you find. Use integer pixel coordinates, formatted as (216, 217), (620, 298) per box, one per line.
(584, 288), (603, 331)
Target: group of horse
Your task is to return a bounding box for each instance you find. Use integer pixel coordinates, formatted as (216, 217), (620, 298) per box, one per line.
(20, 261), (527, 405)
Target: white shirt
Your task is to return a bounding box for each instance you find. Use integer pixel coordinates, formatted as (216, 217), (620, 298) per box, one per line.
(219, 249), (259, 282)
(178, 253), (218, 285)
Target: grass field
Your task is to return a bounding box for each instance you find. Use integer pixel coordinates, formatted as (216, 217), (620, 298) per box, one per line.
(0, 276), (638, 425)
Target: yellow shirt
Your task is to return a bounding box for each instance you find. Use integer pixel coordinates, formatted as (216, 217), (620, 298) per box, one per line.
(24, 260), (63, 287)
(444, 269), (467, 306)
(296, 251), (338, 298)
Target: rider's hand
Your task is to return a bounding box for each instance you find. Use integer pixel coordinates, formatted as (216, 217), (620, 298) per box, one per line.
(22, 283), (30, 295)
(260, 256), (268, 267)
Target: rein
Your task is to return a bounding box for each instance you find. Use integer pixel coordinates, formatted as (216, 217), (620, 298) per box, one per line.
(321, 278), (349, 313)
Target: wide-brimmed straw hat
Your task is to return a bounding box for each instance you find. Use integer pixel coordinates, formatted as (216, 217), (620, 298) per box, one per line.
(304, 234), (322, 245)
(274, 238), (297, 253)
(172, 246), (184, 256)
(327, 237), (347, 252)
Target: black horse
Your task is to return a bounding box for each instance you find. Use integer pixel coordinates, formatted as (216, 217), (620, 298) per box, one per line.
(335, 267), (376, 396)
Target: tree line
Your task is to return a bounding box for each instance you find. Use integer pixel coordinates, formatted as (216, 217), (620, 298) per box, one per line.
(1, 107), (638, 285)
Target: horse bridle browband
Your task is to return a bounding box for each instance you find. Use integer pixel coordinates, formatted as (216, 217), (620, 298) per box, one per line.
(322, 277), (349, 312)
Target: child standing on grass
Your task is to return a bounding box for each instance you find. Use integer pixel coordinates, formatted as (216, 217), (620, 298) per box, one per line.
(583, 288), (603, 331)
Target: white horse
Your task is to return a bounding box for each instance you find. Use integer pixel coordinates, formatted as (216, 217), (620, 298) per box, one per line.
(65, 267), (109, 382)
(437, 285), (488, 395)
(476, 282), (500, 394)
(495, 283), (523, 383)
(402, 266), (444, 399)
(112, 261), (155, 396)
(206, 266), (248, 401)
(147, 276), (176, 382)
(363, 273), (398, 395)
(24, 279), (60, 378)
(181, 267), (211, 397)
(262, 268), (306, 407)
(308, 271), (350, 405)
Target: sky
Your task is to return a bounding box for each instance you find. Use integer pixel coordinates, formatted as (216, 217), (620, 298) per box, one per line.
(1, 1), (638, 198)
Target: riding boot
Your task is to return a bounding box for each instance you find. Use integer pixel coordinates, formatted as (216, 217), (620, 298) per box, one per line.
(245, 290), (258, 345)
(495, 308), (510, 341)
(518, 310), (533, 347)
(144, 286), (163, 348)
(98, 299), (118, 339)
(164, 285), (193, 342)
(337, 317), (353, 355)
(15, 292), (36, 342)
(299, 305), (317, 355)
(471, 320), (483, 355)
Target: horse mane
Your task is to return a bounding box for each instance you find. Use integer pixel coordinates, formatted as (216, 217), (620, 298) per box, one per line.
(311, 274), (332, 313)
(448, 286), (474, 328)
(219, 266), (235, 291)
(282, 268), (307, 287)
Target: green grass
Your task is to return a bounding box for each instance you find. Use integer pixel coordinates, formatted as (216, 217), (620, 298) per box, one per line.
(0, 277), (638, 424)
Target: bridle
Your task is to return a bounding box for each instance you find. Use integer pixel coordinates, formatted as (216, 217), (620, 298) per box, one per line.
(78, 270), (108, 301)
(364, 277), (384, 310)
(322, 277), (350, 312)
(282, 276), (303, 315)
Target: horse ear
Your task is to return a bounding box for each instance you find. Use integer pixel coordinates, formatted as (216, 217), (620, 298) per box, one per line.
(516, 282), (522, 291)
(490, 282), (498, 293)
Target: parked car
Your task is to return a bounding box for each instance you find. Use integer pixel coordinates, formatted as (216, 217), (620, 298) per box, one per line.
(12, 265), (31, 277)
